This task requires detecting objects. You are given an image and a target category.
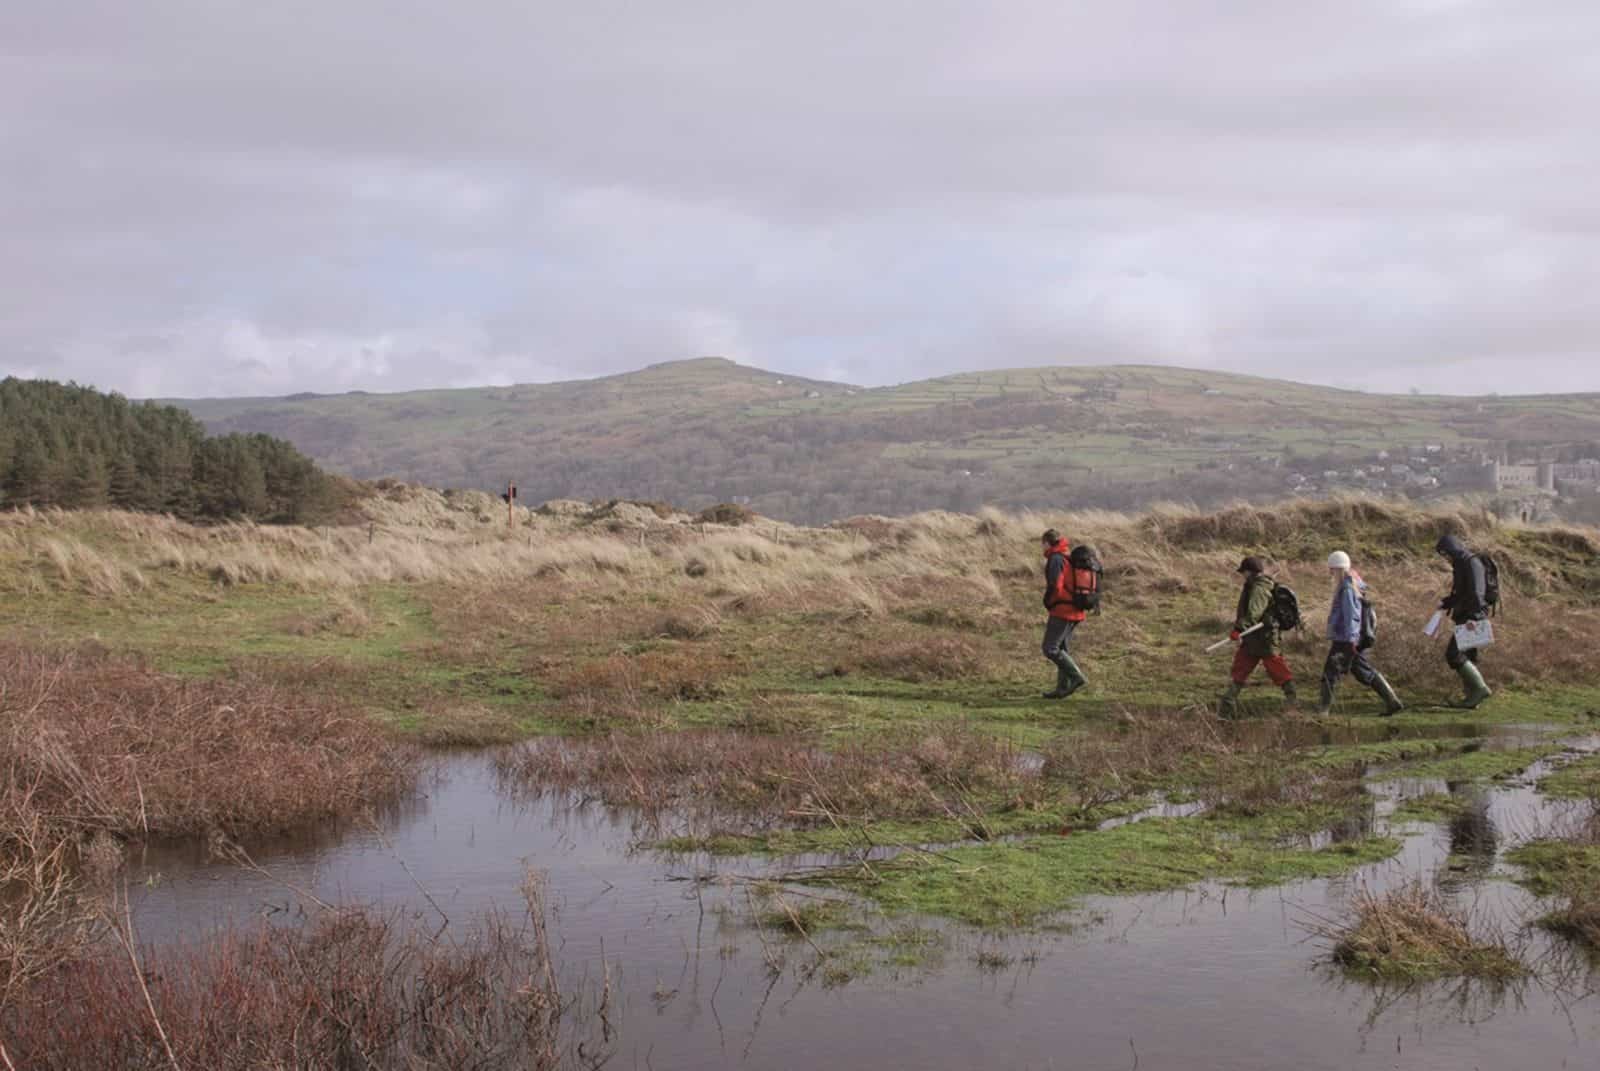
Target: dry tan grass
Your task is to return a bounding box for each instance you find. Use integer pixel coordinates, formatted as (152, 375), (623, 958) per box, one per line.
(7, 493), (1600, 699)
(1323, 882), (1527, 981)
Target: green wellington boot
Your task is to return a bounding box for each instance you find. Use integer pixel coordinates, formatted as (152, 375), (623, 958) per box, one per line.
(1218, 682), (1243, 718)
(1372, 675), (1405, 717)
(1043, 658), (1087, 699)
(1448, 663), (1493, 710)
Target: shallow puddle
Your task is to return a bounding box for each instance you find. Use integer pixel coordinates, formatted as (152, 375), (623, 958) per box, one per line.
(128, 750), (1600, 1070)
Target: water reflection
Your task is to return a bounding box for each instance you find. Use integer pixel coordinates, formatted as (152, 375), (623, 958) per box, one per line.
(118, 748), (1600, 1071)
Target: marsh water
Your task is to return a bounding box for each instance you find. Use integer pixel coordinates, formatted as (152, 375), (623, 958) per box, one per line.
(126, 729), (1600, 1071)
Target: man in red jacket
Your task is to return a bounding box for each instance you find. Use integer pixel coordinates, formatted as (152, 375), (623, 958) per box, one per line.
(1041, 529), (1089, 699)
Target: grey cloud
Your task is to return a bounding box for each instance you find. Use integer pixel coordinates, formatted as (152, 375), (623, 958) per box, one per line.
(2, 0), (1599, 397)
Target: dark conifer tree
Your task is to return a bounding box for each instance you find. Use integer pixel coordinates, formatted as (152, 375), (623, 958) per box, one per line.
(0, 377), (343, 523)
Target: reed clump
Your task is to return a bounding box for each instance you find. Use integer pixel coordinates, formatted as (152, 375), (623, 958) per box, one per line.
(1323, 883), (1527, 981)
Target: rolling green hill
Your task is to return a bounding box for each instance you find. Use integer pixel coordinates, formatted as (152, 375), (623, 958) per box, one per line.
(173, 358), (1600, 522)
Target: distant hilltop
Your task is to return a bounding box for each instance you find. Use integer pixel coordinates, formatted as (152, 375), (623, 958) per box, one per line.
(168, 358), (1600, 525)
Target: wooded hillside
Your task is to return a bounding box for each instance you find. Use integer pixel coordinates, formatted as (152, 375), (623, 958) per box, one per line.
(1, 378), (344, 523)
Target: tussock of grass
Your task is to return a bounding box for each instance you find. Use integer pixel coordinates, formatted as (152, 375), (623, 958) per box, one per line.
(1541, 885), (1600, 947)
(1508, 835), (1600, 948)
(1323, 883), (1527, 981)
(1390, 794), (1470, 823)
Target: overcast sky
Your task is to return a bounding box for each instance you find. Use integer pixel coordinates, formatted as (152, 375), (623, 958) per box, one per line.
(4, 1), (1598, 399)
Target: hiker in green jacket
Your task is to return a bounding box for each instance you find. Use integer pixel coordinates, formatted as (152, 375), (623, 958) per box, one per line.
(1219, 556), (1296, 716)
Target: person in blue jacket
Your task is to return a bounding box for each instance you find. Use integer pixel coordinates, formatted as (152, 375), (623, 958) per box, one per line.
(1317, 550), (1404, 716)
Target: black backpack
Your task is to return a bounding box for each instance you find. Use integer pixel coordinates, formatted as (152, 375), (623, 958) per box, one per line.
(1477, 554), (1500, 616)
(1269, 583), (1302, 631)
(1358, 598), (1378, 651)
(1068, 545), (1103, 612)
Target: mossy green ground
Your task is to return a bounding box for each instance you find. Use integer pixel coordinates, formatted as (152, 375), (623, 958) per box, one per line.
(801, 808), (1401, 929)
(1536, 752), (1600, 799)
(1368, 746), (1567, 783)
(1506, 840), (1600, 898)
(1390, 794), (1472, 823)
(654, 799), (1150, 857)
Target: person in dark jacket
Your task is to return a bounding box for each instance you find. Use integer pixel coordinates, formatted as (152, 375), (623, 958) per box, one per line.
(1317, 550), (1404, 716)
(1219, 556), (1296, 716)
(1436, 534), (1493, 709)
(1040, 529), (1088, 699)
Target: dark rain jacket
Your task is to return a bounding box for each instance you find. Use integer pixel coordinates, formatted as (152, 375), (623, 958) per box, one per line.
(1438, 535), (1489, 625)
(1233, 574), (1281, 657)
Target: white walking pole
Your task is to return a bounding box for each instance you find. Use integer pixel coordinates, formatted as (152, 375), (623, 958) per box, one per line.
(1206, 622), (1264, 654)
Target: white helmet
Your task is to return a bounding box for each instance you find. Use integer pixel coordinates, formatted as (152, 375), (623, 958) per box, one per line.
(1327, 550), (1352, 570)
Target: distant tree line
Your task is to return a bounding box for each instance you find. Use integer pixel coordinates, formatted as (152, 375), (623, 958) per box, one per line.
(0, 378), (346, 522)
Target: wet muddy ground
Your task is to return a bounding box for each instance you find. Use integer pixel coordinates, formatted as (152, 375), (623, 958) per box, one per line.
(127, 735), (1600, 1071)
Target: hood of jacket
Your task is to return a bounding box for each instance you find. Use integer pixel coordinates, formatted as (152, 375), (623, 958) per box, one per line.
(1436, 534), (1471, 563)
(1043, 539), (1071, 560)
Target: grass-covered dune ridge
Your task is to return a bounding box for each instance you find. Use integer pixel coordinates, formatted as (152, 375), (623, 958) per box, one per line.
(6, 489), (1600, 730)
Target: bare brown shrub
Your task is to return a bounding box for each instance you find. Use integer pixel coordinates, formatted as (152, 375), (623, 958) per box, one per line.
(697, 502), (756, 526)
(0, 875), (604, 1071)
(0, 644), (423, 1042)
(0, 783), (102, 1010)
(496, 725), (1041, 834)
(0, 643), (419, 840)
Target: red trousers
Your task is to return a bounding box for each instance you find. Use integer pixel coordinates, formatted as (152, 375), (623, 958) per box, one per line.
(1232, 647), (1293, 687)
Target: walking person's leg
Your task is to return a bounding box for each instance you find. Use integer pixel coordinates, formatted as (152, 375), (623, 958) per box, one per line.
(1318, 644), (1353, 714)
(1446, 636), (1492, 710)
(1261, 654), (1297, 706)
(1347, 649), (1405, 716)
(1042, 618), (1086, 699)
(1220, 648), (1258, 716)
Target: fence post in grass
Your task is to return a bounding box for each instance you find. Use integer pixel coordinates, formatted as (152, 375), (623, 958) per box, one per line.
(505, 481), (518, 529)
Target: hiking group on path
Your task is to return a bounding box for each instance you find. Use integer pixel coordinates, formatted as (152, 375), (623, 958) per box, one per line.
(1040, 530), (1498, 716)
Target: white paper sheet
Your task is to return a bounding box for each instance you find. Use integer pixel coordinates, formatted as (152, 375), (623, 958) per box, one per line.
(1454, 619), (1495, 651)
(1423, 611), (1444, 638)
